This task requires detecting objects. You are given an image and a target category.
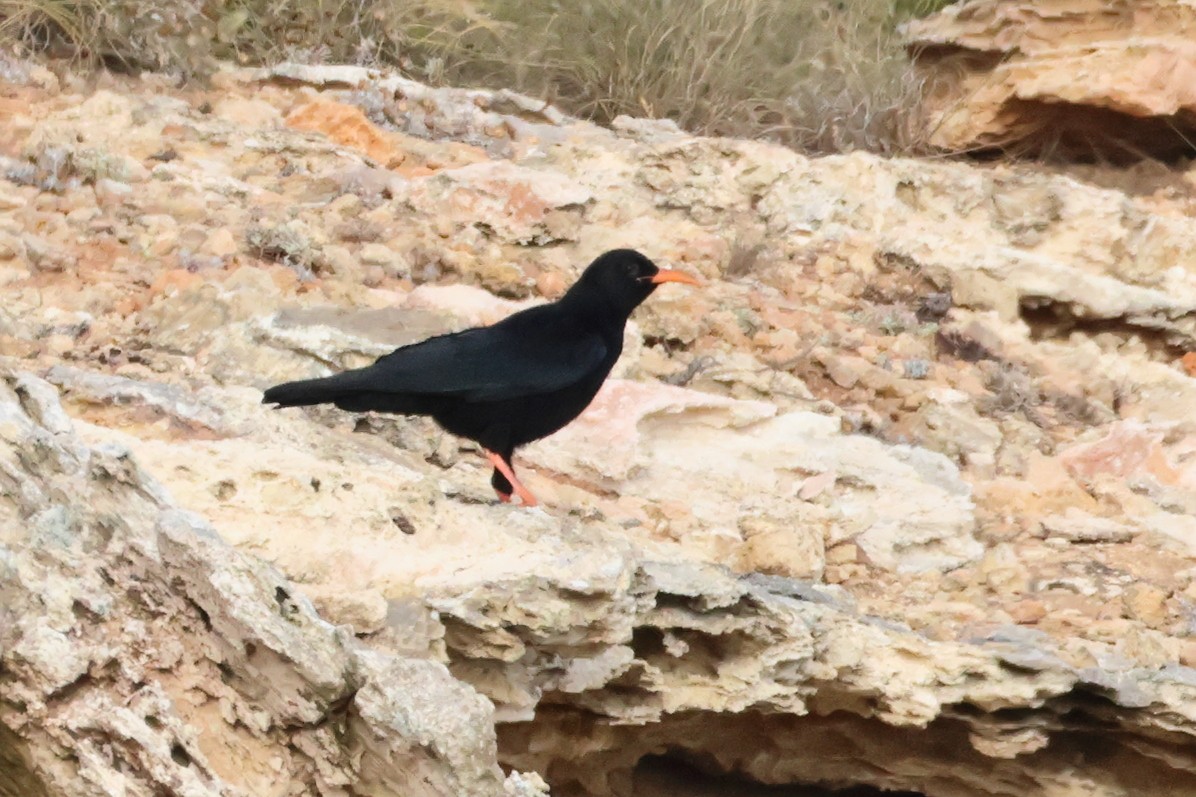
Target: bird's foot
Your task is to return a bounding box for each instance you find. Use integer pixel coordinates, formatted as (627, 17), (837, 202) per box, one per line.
(495, 490), (512, 504)
(483, 450), (539, 507)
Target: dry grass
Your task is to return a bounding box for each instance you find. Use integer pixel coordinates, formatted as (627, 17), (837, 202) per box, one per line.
(412, 0), (956, 154)
(0, 0), (455, 71)
(0, 0), (957, 155)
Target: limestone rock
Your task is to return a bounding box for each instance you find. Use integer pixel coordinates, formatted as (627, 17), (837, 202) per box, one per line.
(6, 55), (1196, 797)
(530, 380), (979, 574)
(0, 366), (513, 796)
(287, 98), (409, 169)
(407, 160), (592, 247)
(211, 96), (283, 130)
(904, 0), (1196, 159)
(261, 63), (578, 156)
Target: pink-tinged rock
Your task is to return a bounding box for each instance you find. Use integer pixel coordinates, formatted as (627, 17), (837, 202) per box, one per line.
(530, 379), (776, 482)
(798, 470), (838, 501)
(1058, 421), (1181, 486)
(407, 160), (592, 245)
(528, 379), (979, 574)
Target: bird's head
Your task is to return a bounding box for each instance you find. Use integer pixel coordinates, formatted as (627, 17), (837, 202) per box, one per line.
(566, 249), (701, 317)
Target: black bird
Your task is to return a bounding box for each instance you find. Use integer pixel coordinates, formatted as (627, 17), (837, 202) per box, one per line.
(261, 249), (700, 506)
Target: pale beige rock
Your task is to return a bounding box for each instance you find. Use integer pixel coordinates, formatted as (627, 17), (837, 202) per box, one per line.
(905, 0), (1196, 158)
(908, 398), (1003, 474)
(530, 380), (979, 574)
(201, 227), (239, 259)
(736, 511), (826, 580)
(684, 350), (815, 406)
(260, 63), (579, 157)
(360, 242), (401, 267)
(301, 587), (391, 634)
(948, 269), (1020, 320)
(1038, 508), (1138, 544)
(94, 177), (133, 208)
(756, 156), (1196, 348)
(1122, 584), (1169, 626)
(0, 182), (26, 212)
(211, 96), (283, 129)
(41, 365), (1170, 797)
(0, 231), (24, 261)
(408, 160), (592, 246)
(0, 368), (518, 797)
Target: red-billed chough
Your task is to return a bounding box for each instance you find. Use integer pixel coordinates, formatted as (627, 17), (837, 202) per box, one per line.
(261, 249), (700, 506)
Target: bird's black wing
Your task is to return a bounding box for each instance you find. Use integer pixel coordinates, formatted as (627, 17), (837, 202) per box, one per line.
(349, 310), (608, 402)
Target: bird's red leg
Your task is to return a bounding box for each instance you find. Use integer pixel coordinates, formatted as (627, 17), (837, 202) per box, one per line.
(496, 491), (512, 503)
(483, 450), (538, 507)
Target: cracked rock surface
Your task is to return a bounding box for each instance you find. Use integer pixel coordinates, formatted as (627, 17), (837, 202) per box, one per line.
(905, 0), (1196, 160)
(0, 366), (533, 795)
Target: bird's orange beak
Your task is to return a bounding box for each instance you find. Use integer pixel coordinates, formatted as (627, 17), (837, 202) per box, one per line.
(649, 269), (702, 286)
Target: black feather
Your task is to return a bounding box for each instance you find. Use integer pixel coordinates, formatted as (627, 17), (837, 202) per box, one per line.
(261, 249), (696, 505)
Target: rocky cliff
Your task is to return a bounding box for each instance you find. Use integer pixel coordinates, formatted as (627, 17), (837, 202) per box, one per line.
(2, 51), (1196, 797)
(905, 0), (1196, 160)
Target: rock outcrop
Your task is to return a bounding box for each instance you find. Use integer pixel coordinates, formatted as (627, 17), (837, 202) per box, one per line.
(0, 366), (537, 795)
(3, 57), (1196, 796)
(905, 0), (1196, 160)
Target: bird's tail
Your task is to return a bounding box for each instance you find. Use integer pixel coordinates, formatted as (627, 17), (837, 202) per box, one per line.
(262, 373), (360, 408)
(263, 371), (435, 415)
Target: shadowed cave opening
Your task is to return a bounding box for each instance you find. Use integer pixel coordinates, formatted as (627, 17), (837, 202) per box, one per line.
(1017, 297), (1190, 362)
(497, 701), (1196, 797)
(982, 100), (1196, 164)
(632, 753), (927, 797)
(496, 709), (963, 797)
(0, 722), (50, 797)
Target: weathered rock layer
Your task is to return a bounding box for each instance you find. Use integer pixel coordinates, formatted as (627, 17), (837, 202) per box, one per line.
(0, 366), (536, 795)
(905, 0), (1196, 160)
